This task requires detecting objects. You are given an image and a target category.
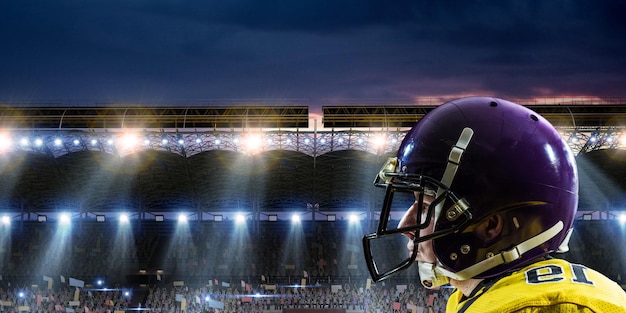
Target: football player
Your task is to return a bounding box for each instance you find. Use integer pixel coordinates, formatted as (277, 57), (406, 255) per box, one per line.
(363, 97), (626, 312)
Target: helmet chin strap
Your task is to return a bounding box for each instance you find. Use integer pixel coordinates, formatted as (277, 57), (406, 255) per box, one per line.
(418, 262), (451, 288)
(419, 220), (564, 289)
(418, 127), (473, 289)
(432, 127), (474, 226)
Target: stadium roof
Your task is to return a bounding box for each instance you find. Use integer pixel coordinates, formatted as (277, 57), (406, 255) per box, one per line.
(0, 99), (625, 223)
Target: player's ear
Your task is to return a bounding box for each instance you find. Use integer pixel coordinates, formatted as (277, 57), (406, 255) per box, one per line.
(475, 214), (503, 242)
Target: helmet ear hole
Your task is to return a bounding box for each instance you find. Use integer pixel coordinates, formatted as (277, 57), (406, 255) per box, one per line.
(475, 214), (504, 244)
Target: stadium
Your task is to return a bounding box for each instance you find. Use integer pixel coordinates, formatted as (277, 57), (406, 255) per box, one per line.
(1, 98), (625, 313)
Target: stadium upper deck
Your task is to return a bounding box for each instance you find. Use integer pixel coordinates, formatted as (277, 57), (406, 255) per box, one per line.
(0, 98), (624, 223)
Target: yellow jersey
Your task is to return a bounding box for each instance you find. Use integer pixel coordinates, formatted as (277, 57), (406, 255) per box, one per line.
(446, 258), (626, 313)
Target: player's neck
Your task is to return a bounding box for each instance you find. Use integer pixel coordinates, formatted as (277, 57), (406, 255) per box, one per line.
(450, 278), (483, 297)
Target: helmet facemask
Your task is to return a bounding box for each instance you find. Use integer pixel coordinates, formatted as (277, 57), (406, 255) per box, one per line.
(362, 157), (473, 283)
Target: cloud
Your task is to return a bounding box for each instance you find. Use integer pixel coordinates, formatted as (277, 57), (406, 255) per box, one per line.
(0, 0), (624, 103)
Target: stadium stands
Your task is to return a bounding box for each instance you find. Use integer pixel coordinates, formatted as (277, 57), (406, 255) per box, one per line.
(0, 219), (624, 313)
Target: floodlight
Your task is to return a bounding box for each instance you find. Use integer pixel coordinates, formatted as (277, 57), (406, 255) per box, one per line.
(213, 215), (223, 222)
(291, 214), (301, 223)
(235, 213), (246, 224)
(96, 215), (105, 222)
(119, 132), (139, 151)
(327, 214), (336, 222)
(268, 215), (278, 222)
(372, 134), (386, 148)
(38, 215), (47, 222)
(0, 133), (12, 151)
(59, 213), (71, 225)
(349, 213), (359, 224)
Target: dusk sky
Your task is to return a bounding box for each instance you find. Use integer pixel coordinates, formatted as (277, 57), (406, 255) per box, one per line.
(1, 1), (625, 114)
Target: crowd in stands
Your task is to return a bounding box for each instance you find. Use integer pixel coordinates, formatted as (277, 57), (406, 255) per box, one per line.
(141, 283), (452, 313)
(564, 220), (626, 285)
(0, 284), (131, 313)
(0, 280), (451, 313)
(0, 219), (624, 312)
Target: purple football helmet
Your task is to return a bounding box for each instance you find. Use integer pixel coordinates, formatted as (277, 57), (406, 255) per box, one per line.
(362, 97), (578, 287)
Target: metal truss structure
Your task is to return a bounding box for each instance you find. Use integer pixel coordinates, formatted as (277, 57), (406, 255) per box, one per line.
(1, 98), (625, 157)
(2, 129), (407, 158)
(2, 124), (623, 159)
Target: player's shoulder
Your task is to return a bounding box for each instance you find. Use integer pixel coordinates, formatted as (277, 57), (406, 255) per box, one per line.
(470, 259), (626, 312)
(516, 258), (619, 287)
